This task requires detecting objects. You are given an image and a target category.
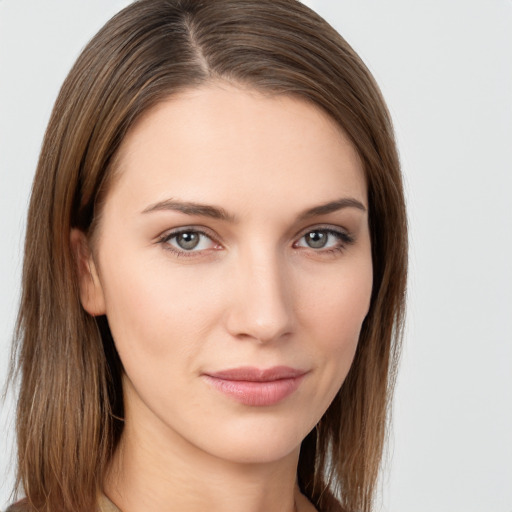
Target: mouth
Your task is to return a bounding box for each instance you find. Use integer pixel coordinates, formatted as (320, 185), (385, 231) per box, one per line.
(202, 366), (308, 406)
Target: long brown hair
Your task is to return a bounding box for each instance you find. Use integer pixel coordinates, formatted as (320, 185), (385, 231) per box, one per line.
(11, 1), (407, 511)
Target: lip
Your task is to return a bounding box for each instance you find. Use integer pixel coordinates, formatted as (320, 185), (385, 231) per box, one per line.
(202, 366), (307, 406)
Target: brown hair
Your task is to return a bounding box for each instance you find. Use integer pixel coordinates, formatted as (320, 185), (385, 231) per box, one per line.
(11, 1), (407, 511)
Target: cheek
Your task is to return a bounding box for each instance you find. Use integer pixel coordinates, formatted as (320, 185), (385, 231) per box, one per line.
(300, 253), (372, 337)
(297, 256), (373, 395)
(98, 250), (223, 369)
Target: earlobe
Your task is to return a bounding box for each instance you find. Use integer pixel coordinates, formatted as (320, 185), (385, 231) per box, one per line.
(70, 229), (106, 316)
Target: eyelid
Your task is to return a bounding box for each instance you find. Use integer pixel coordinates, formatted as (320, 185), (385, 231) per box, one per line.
(294, 223), (353, 241)
(157, 223), (221, 240)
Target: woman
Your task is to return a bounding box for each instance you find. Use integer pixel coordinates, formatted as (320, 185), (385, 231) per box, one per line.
(8, 1), (407, 511)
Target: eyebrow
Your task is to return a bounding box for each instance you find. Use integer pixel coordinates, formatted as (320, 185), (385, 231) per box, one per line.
(141, 197), (366, 222)
(142, 199), (236, 221)
(298, 197), (366, 219)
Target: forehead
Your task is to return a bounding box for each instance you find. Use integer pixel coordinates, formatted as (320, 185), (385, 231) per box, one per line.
(109, 83), (366, 216)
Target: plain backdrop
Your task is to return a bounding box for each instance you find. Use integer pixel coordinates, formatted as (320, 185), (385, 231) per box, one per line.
(1, 1), (511, 511)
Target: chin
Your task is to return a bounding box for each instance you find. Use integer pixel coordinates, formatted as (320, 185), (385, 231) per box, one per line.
(203, 436), (302, 466)
(181, 412), (314, 466)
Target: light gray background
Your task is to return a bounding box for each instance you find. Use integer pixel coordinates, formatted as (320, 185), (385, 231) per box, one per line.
(1, 1), (511, 510)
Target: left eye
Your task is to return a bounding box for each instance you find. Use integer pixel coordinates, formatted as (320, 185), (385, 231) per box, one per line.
(161, 230), (217, 252)
(295, 229), (348, 250)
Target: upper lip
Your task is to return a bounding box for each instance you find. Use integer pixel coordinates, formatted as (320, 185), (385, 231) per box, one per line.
(204, 366), (307, 382)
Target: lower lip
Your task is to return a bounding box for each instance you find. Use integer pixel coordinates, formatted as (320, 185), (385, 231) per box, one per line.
(203, 375), (305, 406)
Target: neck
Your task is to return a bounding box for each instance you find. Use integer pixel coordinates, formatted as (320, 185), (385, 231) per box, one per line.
(103, 385), (313, 512)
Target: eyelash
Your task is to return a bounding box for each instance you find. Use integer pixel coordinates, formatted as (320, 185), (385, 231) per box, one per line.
(157, 226), (354, 258)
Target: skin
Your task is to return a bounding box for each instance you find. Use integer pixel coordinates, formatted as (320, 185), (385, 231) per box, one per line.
(73, 83), (373, 512)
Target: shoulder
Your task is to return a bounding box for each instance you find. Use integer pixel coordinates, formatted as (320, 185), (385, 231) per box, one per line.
(4, 500), (29, 512)
(4, 496), (116, 512)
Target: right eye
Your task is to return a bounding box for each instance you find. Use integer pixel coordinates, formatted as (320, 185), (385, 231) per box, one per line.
(159, 229), (221, 256)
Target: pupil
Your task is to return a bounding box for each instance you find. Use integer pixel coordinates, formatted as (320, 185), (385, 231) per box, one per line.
(177, 232), (200, 250)
(306, 231), (327, 248)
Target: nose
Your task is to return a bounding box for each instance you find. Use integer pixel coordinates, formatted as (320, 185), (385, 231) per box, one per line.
(224, 247), (295, 344)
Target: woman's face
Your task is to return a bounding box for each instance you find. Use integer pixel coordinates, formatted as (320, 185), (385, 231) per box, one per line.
(78, 84), (372, 464)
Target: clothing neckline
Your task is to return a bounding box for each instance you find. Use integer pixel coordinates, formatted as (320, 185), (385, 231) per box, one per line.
(98, 493), (122, 512)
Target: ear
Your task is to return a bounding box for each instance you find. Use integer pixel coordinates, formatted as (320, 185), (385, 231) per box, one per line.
(70, 229), (106, 316)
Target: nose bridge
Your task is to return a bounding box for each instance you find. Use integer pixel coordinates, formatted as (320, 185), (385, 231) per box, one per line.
(226, 242), (294, 343)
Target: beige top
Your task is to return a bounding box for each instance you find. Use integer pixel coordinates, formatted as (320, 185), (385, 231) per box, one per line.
(6, 492), (317, 512)
(98, 494), (122, 512)
(97, 493), (318, 512)
(4, 496), (121, 512)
